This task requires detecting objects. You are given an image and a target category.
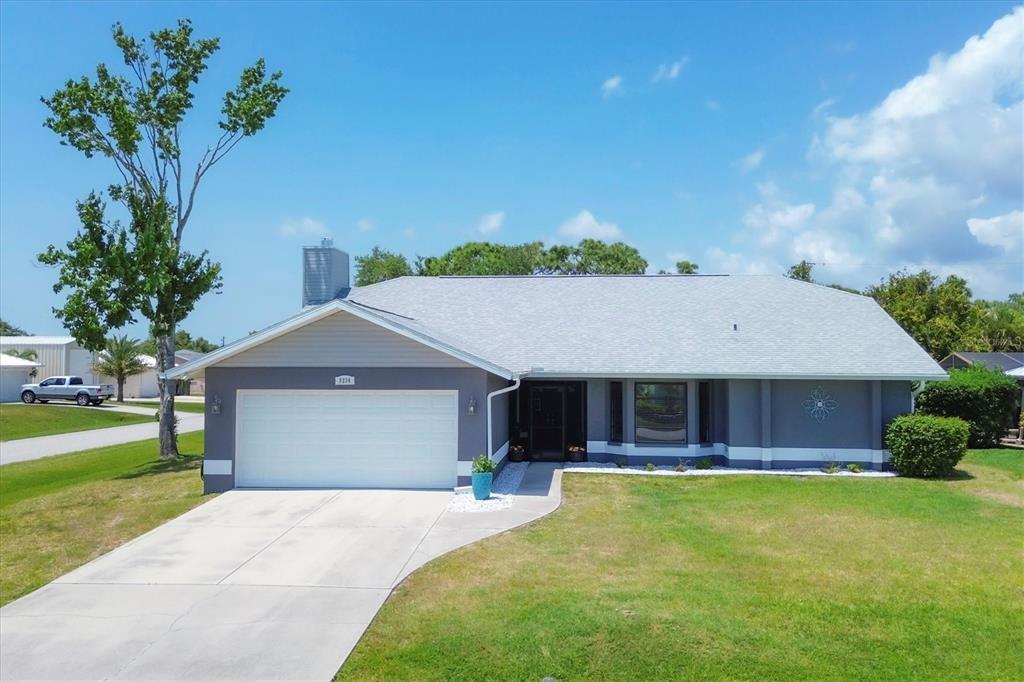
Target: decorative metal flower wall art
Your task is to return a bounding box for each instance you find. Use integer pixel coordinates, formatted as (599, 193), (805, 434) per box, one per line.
(803, 386), (838, 423)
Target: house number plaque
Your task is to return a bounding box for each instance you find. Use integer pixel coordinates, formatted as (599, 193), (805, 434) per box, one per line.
(334, 375), (356, 386)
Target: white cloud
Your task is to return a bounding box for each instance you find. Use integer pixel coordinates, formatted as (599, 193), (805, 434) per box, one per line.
(652, 57), (689, 82)
(477, 211), (506, 235)
(812, 98), (837, 117)
(717, 8), (1023, 297)
(277, 217), (330, 238)
(704, 98), (720, 111)
(742, 183), (816, 246)
(601, 75), (623, 98)
(738, 148), (766, 174)
(355, 218), (375, 233)
(967, 210), (1023, 252)
(558, 210), (622, 240)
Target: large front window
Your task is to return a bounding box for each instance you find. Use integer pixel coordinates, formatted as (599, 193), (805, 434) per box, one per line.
(635, 382), (686, 443)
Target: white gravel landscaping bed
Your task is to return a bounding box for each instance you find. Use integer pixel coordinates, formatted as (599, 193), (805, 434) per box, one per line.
(564, 462), (896, 478)
(448, 461), (530, 512)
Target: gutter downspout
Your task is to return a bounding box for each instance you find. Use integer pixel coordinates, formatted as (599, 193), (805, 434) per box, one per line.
(911, 380), (929, 412)
(487, 374), (522, 460)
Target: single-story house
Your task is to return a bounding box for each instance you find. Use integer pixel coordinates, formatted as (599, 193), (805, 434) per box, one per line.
(0, 336), (97, 383)
(173, 350), (206, 395)
(96, 354), (160, 399)
(1, 353), (42, 402)
(938, 351), (1024, 372)
(167, 245), (946, 494)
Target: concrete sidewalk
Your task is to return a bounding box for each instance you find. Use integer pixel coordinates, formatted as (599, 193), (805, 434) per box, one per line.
(0, 413), (204, 465)
(0, 464), (563, 681)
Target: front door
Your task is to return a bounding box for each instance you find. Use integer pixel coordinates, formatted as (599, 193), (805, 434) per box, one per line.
(530, 385), (565, 459)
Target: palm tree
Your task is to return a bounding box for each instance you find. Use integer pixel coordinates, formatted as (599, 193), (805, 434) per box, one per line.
(4, 349), (39, 378)
(92, 335), (146, 402)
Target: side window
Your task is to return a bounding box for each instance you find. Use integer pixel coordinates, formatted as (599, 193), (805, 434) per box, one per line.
(53, 378), (66, 386)
(69, 377), (84, 385)
(39, 378), (53, 387)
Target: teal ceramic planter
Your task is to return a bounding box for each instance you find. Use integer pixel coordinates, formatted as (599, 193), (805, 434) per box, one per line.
(471, 472), (493, 500)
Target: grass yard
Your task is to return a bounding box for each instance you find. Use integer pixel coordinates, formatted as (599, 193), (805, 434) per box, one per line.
(0, 403), (153, 441)
(0, 431), (208, 605)
(125, 399), (206, 414)
(340, 449), (1024, 681)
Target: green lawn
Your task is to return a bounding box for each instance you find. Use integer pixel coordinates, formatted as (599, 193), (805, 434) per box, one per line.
(339, 449), (1024, 680)
(0, 403), (153, 441)
(125, 399), (206, 414)
(0, 431), (209, 605)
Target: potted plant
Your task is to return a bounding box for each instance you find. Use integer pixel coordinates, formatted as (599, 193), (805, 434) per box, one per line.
(509, 443), (526, 462)
(471, 454), (496, 500)
(568, 444), (586, 463)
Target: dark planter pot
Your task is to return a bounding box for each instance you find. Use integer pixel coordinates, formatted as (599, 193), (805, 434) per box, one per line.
(570, 451), (586, 463)
(471, 472), (493, 500)
(509, 449), (525, 463)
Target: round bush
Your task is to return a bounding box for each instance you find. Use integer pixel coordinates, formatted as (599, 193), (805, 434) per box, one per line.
(885, 414), (969, 478)
(916, 365), (1018, 447)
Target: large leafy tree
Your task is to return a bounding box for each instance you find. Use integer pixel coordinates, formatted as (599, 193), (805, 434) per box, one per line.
(354, 247), (413, 286)
(92, 335), (146, 403)
(139, 329), (218, 356)
(786, 260), (815, 282)
(418, 242), (545, 276)
(675, 260), (699, 275)
(542, 240), (648, 275)
(866, 270), (985, 360)
(974, 294), (1024, 352)
(38, 20), (287, 458)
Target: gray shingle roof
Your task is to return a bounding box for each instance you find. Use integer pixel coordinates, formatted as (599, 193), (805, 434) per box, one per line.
(346, 274), (945, 380)
(942, 352), (1024, 371)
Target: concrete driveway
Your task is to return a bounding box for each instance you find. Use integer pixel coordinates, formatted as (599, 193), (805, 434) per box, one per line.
(0, 466), (561, 680)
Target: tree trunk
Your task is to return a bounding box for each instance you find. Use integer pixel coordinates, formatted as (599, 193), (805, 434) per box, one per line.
(156, 331), (178, 460)
(117, 376), (124, 402)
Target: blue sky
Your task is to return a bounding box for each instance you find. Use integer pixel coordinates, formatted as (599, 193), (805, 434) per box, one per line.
(2, 1), (1021, 343)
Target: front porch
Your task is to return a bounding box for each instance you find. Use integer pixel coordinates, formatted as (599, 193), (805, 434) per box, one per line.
(504, 378), (724, 466)
(498, 377), (901, 471)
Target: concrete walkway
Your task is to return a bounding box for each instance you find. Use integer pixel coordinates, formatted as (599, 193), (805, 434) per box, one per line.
(0, 464), (562, 681)
(0, 412), (204, 465)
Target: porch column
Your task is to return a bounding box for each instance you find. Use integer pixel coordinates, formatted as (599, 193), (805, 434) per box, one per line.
(871, 381), (883, 470)
(760, 379), (772, 469)
(687, 381), (698, 448)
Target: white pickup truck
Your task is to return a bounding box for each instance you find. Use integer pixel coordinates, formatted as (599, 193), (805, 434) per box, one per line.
(20, 376), (115, 407)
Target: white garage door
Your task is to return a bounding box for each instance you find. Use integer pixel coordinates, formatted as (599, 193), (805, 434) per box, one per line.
(235, 390), (458, 489)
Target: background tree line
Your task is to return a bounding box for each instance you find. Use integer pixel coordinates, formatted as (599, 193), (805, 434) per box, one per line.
(355, 247), (1023, 361)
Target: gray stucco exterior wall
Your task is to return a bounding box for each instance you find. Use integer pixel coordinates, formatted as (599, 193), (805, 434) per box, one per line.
(769, 380), (872, 449)
(203, 366), (493, 493)
(727, 379), (762, 447)
(487, 373), (512, 457)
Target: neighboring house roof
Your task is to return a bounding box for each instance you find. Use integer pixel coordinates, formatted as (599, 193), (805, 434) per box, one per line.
(0, 335), (77, 346)
(939, 351), (1024, 372)
(0, 353), (41, 368)
(174, 349), (205, 363)
(168, 274), (946, 381)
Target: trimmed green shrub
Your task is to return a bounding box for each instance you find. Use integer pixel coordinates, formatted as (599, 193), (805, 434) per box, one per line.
(645, 462), (656, 472)
(846, 462), (863, 474)
(916, 364), (1017, 447)
(696, 457), (713, 470)
(885, 414), (969, 477)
